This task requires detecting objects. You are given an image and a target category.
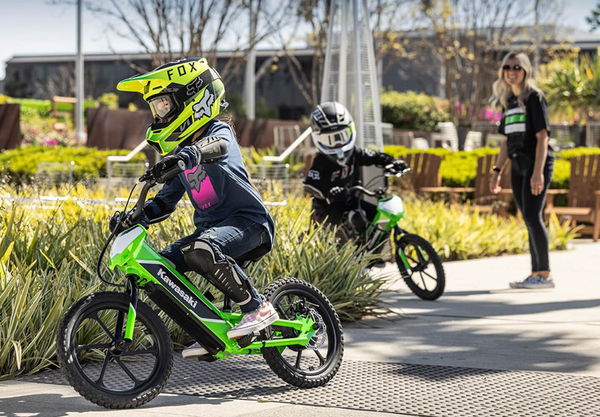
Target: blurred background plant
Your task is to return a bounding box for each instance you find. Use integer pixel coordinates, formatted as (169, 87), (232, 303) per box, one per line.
(381, 91), (450, 131)
(539, 51), (600, 124)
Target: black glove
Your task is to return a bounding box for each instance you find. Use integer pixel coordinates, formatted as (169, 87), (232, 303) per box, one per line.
(152, 154), (185, 183)
(329, 186), (349, 202)
(389, 159), (409, 174)
(109, 211), (125, 233)
(109, 209), (147, 234)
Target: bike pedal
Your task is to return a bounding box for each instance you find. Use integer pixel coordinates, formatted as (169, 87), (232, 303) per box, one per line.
(237, 334), (254, 348)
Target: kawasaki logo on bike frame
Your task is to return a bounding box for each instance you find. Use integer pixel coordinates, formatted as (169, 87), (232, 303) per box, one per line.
(140, 261), (221, 321)
(157, 268), (198, 308)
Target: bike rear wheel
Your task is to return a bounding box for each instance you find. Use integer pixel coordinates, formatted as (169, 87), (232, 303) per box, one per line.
(56, 292), (173, 409)
(262, 278), (343, 388)
(394, 232), (445, 300)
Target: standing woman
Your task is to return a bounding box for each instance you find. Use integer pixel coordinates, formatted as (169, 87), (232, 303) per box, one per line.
(490, 52), (555, 289)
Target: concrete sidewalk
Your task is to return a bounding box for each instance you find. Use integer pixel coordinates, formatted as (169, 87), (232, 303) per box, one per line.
(1, 240), (599, 416)
(345, 239), (600, 375)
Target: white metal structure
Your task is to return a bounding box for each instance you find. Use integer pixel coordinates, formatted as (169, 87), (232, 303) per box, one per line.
(586, 122), (600, 147)
(106, 141), (150, 191)
(321, 0), (383, 151)
(263, 127), (312, 163)
(273, 124), (303, 153)
(75, 0), (84, 142)
(36, 161), (75, 185)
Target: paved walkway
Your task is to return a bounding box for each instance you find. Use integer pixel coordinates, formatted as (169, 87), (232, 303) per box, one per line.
(1, 240), (599, 416)
(345, 239), (600, 376)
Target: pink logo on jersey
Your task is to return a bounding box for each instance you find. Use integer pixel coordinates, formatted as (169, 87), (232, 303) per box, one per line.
(185, 165), (219, 210)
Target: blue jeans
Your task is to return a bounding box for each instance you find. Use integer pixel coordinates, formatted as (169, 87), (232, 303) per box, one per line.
(160, 216), (270, 313)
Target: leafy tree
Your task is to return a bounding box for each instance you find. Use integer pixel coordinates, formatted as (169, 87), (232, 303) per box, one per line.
(587, 1), (600, 31)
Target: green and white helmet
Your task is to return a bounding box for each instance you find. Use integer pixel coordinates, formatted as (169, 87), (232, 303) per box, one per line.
(117, 57), (225, 155)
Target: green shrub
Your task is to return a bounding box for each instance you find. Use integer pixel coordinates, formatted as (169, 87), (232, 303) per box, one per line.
(98, 93), (118, 109)
(383, 146), (600, 189)
(7, 97), (96, 117)
(381, 91), (450, 131)
(0, 193), (385, 379)
(0, 146), (145, 184)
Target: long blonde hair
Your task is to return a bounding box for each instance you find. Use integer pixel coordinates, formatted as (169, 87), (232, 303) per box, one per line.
(491, 52), (544, 109)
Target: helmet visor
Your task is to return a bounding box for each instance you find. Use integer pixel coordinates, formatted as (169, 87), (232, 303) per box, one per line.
(313, 129), (352, 150)
(148, 95), (175, 120)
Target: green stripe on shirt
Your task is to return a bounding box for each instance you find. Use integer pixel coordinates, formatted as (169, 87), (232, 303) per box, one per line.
(505, 113), (526, 125)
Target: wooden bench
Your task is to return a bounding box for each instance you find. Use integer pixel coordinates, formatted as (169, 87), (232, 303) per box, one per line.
(545, 154), (600, 241)
(422, 154), (512, 214)
(402, 152), (443, 193)
(51, 96), (77, 118)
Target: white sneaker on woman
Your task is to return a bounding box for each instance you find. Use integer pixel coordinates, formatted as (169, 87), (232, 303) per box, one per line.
(510, 275), (554, 289)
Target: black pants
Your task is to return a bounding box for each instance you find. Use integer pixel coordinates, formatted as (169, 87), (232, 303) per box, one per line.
(311, 198), (377, 226)
(510, 154), (554, 272)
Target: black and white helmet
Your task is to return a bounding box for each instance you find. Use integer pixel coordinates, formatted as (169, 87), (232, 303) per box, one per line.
(310, 101), (356, 165)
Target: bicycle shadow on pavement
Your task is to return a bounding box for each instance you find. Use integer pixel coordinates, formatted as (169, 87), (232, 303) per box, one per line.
(0, 390), (233, 417)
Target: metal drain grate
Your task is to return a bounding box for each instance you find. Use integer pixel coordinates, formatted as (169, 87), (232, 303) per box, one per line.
(25, 356), (600, 417)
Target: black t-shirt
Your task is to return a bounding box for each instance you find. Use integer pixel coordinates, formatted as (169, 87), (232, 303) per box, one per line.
(498, 90), (552, 159)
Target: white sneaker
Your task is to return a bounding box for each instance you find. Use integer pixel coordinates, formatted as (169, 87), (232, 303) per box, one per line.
(510, 275), (555, 289)
(227, 302), (279, 340)
(182, 342), (208, 359)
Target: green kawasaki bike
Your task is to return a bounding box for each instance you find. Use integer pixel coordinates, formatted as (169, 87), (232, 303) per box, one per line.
(341, 166), (445, 300)
(56, 162), (343, 409)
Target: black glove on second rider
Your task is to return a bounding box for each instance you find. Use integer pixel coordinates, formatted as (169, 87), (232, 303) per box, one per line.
(389, 159), (409, 174)
(329, 186), (350, 202)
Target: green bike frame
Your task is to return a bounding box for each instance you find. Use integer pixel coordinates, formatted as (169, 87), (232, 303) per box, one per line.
(108, 225), (315, 359)
(365, 194), (412, 270)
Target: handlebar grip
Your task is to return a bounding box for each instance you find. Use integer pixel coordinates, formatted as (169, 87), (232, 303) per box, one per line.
(158, 159), (187, 183)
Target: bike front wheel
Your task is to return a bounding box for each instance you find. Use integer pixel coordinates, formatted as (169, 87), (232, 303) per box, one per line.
(56, 291), (173, 409)
(394, 233), (445, 300)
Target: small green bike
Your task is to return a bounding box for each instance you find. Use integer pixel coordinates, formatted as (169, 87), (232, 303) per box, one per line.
(56, 162), (343, 409)
(340, 166), (445, 300)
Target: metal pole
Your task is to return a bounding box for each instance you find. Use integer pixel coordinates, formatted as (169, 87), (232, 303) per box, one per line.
(533, 0), (540, 75)
(75, 0), (84, 142)
(339, 0), (348, 105)
(352, 0), (364, 147)
(244, 0), (256, 120)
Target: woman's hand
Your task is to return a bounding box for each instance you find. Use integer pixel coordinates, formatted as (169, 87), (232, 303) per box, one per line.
(490, 172), (502, 194)
(530, 172), (545, 196)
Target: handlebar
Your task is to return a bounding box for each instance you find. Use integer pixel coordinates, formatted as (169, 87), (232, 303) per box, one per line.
(348, 184), (378, 197)
(130, 159), (187, 222)
(348, 166), (411, 198)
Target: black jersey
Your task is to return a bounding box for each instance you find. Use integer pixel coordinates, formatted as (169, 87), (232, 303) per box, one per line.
(303, 147), (394, 224)
(498, 90), (552, 159)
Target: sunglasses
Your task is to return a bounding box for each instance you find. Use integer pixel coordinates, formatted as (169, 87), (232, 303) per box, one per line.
(502, 64), (523, 71)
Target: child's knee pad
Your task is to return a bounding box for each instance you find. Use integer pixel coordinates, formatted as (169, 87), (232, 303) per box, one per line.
(181, 239), (252, 305)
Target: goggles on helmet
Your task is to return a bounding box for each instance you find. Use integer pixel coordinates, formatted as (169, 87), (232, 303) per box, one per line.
(148, 94), (177, 122)
(313, 129), (352, 150)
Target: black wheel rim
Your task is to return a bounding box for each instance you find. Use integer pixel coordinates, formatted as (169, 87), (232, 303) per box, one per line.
(397, 241), (439, 293)
(271, 288), (339, 376)
(69, 303), (161, 395)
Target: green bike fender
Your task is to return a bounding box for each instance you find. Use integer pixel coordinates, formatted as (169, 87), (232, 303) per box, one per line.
(109, 226), (148, 270)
